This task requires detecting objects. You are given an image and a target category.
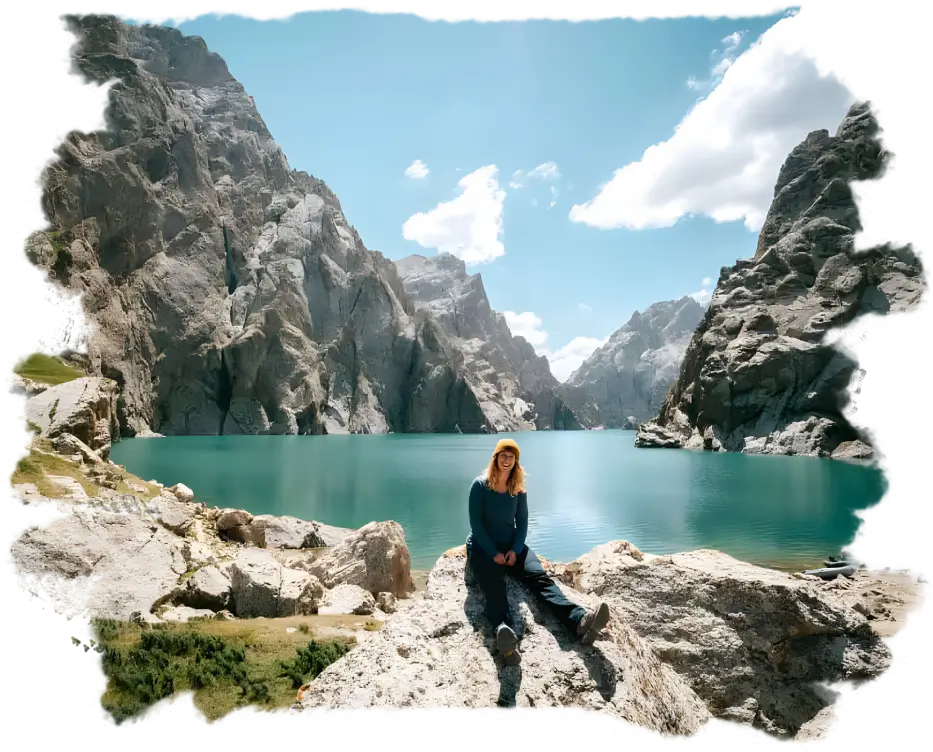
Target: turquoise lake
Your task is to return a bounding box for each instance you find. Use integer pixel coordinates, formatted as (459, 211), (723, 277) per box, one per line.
(110, 431), (885, 571)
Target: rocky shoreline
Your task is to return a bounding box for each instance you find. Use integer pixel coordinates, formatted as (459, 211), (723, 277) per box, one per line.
(9, 372), (922, 739)
(0, 379), (933, 743)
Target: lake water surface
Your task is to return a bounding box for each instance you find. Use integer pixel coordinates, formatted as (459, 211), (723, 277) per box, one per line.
(111, 431), (885, 571)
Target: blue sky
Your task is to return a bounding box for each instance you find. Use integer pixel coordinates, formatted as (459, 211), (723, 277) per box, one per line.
(166, 10), (852, 379)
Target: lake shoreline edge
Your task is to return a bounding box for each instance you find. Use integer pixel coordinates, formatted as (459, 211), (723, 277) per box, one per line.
(9, 381), (922, 740)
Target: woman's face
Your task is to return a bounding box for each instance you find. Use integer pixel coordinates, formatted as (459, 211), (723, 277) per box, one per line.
(496, 450), (516, 473)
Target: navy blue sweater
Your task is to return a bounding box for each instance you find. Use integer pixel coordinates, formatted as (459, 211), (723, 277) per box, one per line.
(466, 475), (528, 559)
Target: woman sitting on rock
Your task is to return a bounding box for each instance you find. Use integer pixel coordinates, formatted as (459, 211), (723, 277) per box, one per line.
(466, 438), (610, 665)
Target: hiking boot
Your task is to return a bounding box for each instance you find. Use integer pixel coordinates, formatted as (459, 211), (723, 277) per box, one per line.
(576, 602), (610, 645)
(495, 623), (520, 666)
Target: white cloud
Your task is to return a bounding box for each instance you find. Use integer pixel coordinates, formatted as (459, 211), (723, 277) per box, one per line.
(570, 17), (854, 232)
(402, 165), (505, 264)
(528, 162), (561, 180)
(690, 276), (716, 304)
(687, 30), (745, 92)
(549, 185), (558, 208)
(404, 159), (429, 179)
(504, 309), (607, 382)
(578, 303), (593, 314)
(503, 310), (549, 349)
(510, 161), (560, 189)
(722, 30), (743, 49)
(547, 336), (608, 382)
(711, 56), (733, 77)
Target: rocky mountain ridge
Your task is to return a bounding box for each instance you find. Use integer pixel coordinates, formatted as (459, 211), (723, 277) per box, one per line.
(636, 102), (925, 457)
(27, 15), (582, 437)
(561, 296), (706, 427)
(396, 253), (579, 431)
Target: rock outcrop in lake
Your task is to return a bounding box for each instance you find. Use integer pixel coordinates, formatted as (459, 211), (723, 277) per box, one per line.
(29, 15), (578, 436)
(636, 102), (925, 456)
(561, 297), (705, 427)
(396, 253), (580, 431)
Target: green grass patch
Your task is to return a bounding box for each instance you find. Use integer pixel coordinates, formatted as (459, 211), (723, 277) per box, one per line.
(10, 449), (97, 498)
(14, 353), (84, 385)
(92, 617), (354, 723)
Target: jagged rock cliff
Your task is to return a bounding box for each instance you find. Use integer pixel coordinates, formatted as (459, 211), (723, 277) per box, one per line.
(636, 102), (924, 457)
(396, 253), (580, 431)
(26, 15), (520, 436)
(561, 296), (705, 428)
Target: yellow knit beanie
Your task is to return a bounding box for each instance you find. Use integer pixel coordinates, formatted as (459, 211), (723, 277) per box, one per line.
(493, 438), (520, 460)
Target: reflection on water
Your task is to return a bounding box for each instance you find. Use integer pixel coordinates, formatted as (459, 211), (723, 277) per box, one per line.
(112, 430), (885, 570)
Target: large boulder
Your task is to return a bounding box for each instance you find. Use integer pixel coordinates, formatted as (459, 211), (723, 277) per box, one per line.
(180, 565), (231, 611)
(228, 548), (323, 617)
(308, 521), (414, 597)
(51, 432), (106, 465)
(24, 377), (119, 453)
(299, 546), (709, 734)
(559, 542), (892, 737)
(151, 495), (194, 535)
(215, 509), (262, 546)
(167, 483), (194, 503)
(250, 514), (326, 549)
(318, 583), (376, 616)
(11, 506), (187, 620)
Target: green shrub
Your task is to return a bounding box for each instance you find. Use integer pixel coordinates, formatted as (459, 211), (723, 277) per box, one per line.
(278, 638), (352, 689)
(92, 620), (354, 722)
(98, 625), (250, 723)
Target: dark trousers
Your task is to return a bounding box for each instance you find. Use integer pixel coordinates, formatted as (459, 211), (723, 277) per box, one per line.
(468, 543), (586, 631)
